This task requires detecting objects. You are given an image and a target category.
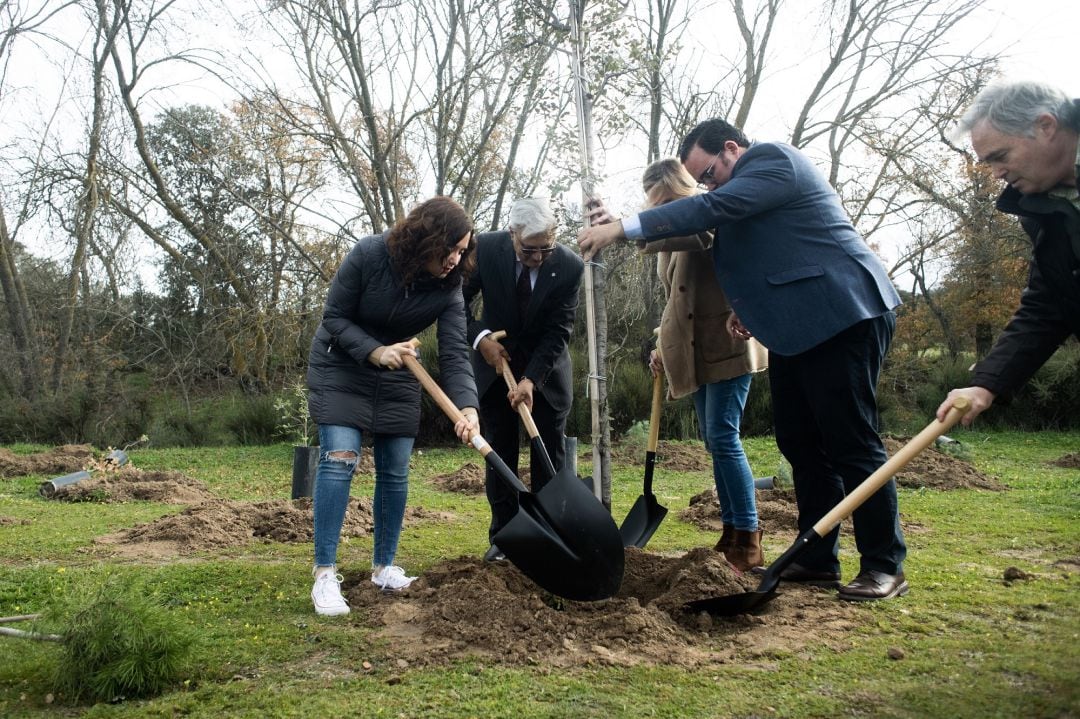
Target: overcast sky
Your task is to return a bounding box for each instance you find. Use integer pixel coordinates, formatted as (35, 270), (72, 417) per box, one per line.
(5, 0), (1079, 284)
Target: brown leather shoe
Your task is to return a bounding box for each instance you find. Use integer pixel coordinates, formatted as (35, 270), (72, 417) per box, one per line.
(779, 562), (842, 589)
(838, 570), (909, 602)
(713, 525), (735, 554)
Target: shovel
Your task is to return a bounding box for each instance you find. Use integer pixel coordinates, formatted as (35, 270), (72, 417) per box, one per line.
(685, 397), (970, 616)
(618, 347), (668, 548)
(488, 330), (557, 480)
(402, 341), (624, 601)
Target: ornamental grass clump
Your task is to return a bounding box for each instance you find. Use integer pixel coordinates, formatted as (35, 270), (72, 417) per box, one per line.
(52, 582), (195, 704)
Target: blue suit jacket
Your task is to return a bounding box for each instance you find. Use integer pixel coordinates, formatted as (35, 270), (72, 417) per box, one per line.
(638, 142), (900, 356)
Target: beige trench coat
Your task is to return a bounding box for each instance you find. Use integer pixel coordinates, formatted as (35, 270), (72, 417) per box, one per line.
(640, 233), (768, 400)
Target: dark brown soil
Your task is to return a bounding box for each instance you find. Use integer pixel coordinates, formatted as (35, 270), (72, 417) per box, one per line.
(430, 462), (485, 494)
(0, 444), (95, 477)
(343, 547), (862, 668)
(882, 437), (1005, 490)
(1048, 452), (1080, 469)
(610, 441), (711, 472)
(681, 488), (800, 534)
(50, 466), (217, 504)
(94, 498), (449, 557)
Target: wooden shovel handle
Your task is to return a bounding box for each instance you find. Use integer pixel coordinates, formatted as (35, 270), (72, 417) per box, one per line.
(648, 333), (663, 453)
(811, 397), (971, 536)
(402, 339), (483, 452)
(488, 330), (543, 440)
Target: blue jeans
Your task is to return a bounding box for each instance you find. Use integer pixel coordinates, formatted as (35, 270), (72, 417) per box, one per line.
(312, 424), (414, 568)
(693, 374), (758, 531)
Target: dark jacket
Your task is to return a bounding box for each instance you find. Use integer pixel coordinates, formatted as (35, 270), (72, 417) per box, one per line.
(463, 231), (583, 414)
(970, 170), (1080, 396)
(636, 142), (900, 356)
(306, 233), (477, 436)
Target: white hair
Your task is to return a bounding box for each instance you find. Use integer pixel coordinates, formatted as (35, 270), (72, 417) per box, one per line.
(508, 197), (556, 239)
(957, 80), (1078, 139)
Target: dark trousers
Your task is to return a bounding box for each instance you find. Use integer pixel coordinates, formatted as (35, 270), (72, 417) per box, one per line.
(479, 383), (568, 541)
(769, 311), (905, 576)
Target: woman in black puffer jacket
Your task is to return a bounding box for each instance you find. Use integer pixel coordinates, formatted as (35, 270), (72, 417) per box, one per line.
(307, 196), (479, 615)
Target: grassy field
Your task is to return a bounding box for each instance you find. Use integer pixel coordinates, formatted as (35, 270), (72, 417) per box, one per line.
(0, 430), (1077, 718)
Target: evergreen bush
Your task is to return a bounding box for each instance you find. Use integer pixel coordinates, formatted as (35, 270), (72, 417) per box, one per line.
(52, 581), (195, 704)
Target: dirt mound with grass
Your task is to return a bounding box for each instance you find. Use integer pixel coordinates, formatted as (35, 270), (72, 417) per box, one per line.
(680, 488), (800, 534)
(0, 515), (31, 526)
(50, 466), (217, 504)
(610, 441), (710, 472)
(95, 498), (449, 557)
(1049, 452), (1080, 469)
(346, 547), (861, 669)
(430, 462), (485, 494)
(882, 437), (1005, 490)
(0, 444), (95, 477)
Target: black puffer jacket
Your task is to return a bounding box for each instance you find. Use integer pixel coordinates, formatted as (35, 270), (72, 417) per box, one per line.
(306, 233), (478, 436)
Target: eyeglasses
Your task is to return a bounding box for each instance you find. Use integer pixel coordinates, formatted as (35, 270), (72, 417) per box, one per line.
(519, 244), (557, 257)
(697, 154), (720, 189)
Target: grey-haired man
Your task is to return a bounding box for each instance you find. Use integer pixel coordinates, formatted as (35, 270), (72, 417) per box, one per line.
(938, 80), (1080, 426)
(463, 198), (584, 561)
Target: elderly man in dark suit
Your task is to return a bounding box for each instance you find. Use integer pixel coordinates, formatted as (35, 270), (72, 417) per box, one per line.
(464, 197), (584, 562)
(580, 119), (907, 602)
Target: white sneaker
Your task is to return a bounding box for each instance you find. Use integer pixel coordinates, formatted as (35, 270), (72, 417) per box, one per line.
(311, 569), (350, 616)
(371, 565), (416, 591)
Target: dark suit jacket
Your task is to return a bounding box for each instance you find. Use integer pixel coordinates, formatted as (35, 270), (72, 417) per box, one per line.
(463, 231), (583, 414)
(638, 142), (900, 356)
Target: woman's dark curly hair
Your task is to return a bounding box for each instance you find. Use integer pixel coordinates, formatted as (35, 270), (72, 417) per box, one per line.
(387, 196), (475, 287)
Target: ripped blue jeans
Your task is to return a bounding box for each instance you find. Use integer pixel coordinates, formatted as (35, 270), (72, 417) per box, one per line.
(312, 424), (414, 568)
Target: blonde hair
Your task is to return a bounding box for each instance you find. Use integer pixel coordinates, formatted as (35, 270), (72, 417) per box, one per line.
(641, 158), (701, 208)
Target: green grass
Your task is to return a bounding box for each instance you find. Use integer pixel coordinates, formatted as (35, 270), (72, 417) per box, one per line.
(1, 433), (1078, 718)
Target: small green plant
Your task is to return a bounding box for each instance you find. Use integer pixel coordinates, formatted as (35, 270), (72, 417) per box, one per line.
(622, 419), (649, 449)
(52, 580), (195, 704)
(273, 379), (313, 445)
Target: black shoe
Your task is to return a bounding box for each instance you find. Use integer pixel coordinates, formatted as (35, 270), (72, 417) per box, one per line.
(779, 562), (842, 589)
(838, 570), (908, 602)
(483, 544), (506, 562)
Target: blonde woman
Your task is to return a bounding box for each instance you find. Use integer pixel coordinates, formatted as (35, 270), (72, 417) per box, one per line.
(639, 159), (769, 571)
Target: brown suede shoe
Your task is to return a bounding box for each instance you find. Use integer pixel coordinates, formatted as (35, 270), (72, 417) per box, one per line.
(713, 525), (735, 554)
(725, 528), (764, 572)
(838, 570), (909, 602)
(779, 562), (842, 589)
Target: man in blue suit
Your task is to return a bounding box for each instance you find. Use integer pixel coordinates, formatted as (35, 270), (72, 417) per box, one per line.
(580, 119), (907, 601)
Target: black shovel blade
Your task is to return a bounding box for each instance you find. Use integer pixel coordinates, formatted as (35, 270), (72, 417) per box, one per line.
(683, 529), (819, 616)
(619, 450), (667, 548)
(619, 493), (668, 548)
(684, 568), (781, 616)
(494, 465), (625, 601)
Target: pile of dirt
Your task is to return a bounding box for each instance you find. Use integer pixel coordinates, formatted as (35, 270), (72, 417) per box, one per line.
(680, 488), (799, 534)
(430, 462), (540, 494)
(1049, 452), (1080, 469)
(882, 437), (1005, 490)
(610, 441), (710, 472)
(346, 547), (861, 668)
(96, 498), (450, 556)
(0, 444), (95, 477)
(50, 466), (216, 504)
(430, 462), (485, 494)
